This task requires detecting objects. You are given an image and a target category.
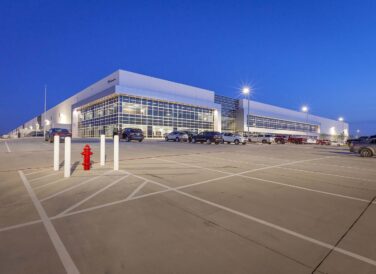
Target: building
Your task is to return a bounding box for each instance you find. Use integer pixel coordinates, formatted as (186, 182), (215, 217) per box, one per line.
(9, 70), (349, 139)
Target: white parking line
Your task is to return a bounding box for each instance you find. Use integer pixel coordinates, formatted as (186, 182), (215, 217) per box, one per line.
(54, 168), (376, 268)
(18, 171), (80, 274)
(24, 168), (51, 176)
(33, 177), (68, 190)
(40, 170), (115, 202)
(125, 180), (148, 200)
(29, 172), (61, 183)
(56, 174), (130, 217)
(0, 219), (42, 232)
(155, 157), (375, 204)
(172, 188), (376, 267)
(277, 166), (376, 183)
(5, 142), (11, 153)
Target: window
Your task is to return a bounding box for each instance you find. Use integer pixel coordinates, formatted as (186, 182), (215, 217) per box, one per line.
(122, 103), (148, 115)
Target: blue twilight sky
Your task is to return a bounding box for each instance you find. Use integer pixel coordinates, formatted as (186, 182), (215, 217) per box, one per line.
(0, 0), (375, 135)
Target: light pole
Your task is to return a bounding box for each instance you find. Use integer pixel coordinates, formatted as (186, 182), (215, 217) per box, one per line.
(356, 129), (360, 139)
(242, 87), (251, 135)
(301, 105), (309, 123)
(43, 85), (47, 139)
(338, 117), (344, 142)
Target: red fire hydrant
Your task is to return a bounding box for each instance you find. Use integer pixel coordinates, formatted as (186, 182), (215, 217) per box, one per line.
(81, 144), (93, 170)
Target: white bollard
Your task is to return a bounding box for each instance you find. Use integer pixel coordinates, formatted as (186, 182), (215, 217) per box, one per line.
(100, 134), (105, 166)
(64, 137), (71, 178)
(53, 135), (59, 171)
(114, 135), (119, 171)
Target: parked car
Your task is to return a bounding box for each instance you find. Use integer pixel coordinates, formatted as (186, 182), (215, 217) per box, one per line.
(121, 128), (144, 142)
(249, 134), (275, 144)
(192, 131), (223, 144)
(274, 135), (287, 144)
(26, 131), (44, 137)
(221, 133), (247, 145)
(306, 137), (317, 144)
(330, 141), (343, 147)
(45, 128), (72, 143)
(165, 131), (189, 142)
(317, 139), (331, 145)
(288, 136), (307, 144)
(346, 136), (370, 146)
(350, 139), (376, 157)
(181, 131), (196, 143)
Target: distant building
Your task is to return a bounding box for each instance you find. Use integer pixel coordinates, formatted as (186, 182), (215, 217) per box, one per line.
(9, 70), (349, 139)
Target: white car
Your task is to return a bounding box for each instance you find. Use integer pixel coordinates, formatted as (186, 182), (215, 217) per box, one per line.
(306, 138), (317, 144)
(165, 131), (189, 142)
(221, 133), (247, 145)
(249, 134), (275, 144)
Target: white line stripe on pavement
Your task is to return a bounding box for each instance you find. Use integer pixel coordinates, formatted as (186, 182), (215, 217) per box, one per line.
(56, 174), (130, 217)
(5, 142), (11, 153)
(55, 168), (376, 267)
(0, 220), (42, 233)
(18, 171), (80, 274)
(40, 170), (115, 202)
(125, 180), (148, 200)
(156, 157), (375, 204)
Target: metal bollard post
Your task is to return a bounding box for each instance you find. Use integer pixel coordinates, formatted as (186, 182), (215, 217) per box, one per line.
(100, 134), (105, 166)
(64, 137), (71, 177)
(114, 135), (119, 171)
(53, 135), (59, 171)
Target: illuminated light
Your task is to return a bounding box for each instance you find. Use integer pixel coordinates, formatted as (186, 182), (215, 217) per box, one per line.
(45, 119), (50, 125)
(242, 87), (250, 95)
(301, 106), (308, 113)
(329, 126), (336, 136)
(29, 126), (33, 130)
(338, 117), (344, 122)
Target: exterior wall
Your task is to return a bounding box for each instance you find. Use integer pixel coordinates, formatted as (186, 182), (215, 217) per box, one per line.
(237, 99), (349, 137)
(7, 69), (348, 139)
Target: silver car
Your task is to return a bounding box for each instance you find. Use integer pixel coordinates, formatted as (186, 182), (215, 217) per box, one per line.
(350, 139), (376, 157)
(165, 131), (189, 142)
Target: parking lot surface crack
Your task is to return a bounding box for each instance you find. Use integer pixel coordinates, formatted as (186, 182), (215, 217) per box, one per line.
(311, 196), (376, 273)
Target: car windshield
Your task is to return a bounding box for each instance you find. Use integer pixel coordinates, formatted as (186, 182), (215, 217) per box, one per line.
(130, 129), (142, 133)
(53, 128), (69, 133)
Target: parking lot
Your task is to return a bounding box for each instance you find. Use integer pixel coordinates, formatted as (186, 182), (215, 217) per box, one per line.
(0, 138), (375, 274)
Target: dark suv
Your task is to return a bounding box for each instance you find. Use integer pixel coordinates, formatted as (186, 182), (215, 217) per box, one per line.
(45, 128), (72, 143)
(122, 128), (144, 142)
(192, 131), (223, 144)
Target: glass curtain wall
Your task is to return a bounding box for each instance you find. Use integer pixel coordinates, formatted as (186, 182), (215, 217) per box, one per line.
(78, 95), (215, 137)
(247, 115), (319, 133)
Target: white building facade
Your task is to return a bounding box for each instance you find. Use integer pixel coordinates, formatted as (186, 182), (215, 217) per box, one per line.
(9, 70), (349, 139)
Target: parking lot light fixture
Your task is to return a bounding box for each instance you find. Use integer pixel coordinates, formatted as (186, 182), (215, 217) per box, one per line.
(301, 105), (309, 125)
(242, 86), (251, 134)
(338, 117), (344, 122)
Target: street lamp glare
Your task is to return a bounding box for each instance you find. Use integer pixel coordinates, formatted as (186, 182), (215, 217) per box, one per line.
(338, 117), (344, 122)
(242, 87), (250, 95)
(301, 106), (308, 113)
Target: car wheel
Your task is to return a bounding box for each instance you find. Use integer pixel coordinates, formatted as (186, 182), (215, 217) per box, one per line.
(360, 148), (373, 157)
(165, 137), (169, 141)
(234, 139), (240, 145)
(262, 140), (267, 144)
(242, 142), (246, 145)
(139, 139), (143, 142)
(175, 137), (180, 142)
(215, 142), (219, 145)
